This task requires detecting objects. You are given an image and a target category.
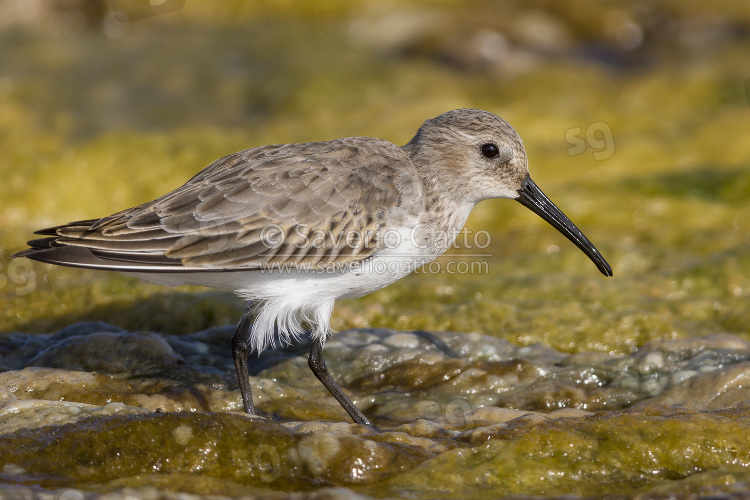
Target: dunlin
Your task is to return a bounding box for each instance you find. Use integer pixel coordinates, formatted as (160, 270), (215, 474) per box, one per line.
(15, 109), (612, 426)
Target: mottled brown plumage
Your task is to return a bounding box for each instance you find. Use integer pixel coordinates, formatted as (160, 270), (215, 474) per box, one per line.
(14, 108), (612, 426)
(23, 138), (422, 271)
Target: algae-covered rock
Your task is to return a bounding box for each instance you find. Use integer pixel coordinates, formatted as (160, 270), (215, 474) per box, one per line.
(1, 323), (750, 497)
(384, 403), (750, 498)
(0, 411), (428, 493)
(2, 3), (750, 498)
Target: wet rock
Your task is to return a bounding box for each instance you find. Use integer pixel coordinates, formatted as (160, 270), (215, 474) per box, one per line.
(0, 395), (149, 435)
(3, 322), (750, 421)
(1, 322), (750, 497)
(0, 411), (428, 491)
(384, 403), (750, 498)
(654, 362), (750, 410)
(0, 484), (379, 500)
(29, 330), (183, 376)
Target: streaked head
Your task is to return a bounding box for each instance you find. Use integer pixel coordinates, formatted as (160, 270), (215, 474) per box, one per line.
(404, 108), (529, 201)
(405, 108), (612, 277)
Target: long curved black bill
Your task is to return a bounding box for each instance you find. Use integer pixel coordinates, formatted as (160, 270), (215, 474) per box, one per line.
(516, 175), (612, 277)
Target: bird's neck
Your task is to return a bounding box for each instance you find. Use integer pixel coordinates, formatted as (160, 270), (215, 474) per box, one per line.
(410, 179), (476, 256)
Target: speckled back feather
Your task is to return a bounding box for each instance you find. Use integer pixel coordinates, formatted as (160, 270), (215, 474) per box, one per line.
(25, 137), (422, 271)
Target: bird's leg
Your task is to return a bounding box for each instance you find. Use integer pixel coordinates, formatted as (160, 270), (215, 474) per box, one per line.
(308, 337), (373, 426)
(231, 304), (256, 414)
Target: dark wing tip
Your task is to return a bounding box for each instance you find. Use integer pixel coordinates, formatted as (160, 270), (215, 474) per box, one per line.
(11, 248), (39, 259)
(11, 245), (100, 269)
(27, 237), (59, 249)
(10, 245), (180, 272)
(11, 237), (58, 258)
(33, 219), (101, 236)
(12, 238), (257, 273)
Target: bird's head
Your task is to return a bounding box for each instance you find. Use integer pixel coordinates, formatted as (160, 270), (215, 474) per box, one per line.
(404, 108), (529, 201)
(404, 108), (612, 277)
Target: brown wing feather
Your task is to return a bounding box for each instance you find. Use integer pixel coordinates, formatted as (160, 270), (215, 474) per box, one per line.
(18, 137), (422, 272)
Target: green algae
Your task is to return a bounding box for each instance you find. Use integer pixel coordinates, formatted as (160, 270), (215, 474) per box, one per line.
(1, 404), (749, 498)
(0, 412), (431, 493)
(2, 5), (750, 353)
(381, 404), (750, 498)
(2, 323), (750, 497)
(1, 2), (750, 498)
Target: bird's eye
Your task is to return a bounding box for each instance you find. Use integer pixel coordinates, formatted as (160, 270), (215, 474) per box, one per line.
(481, 143), (499, 158)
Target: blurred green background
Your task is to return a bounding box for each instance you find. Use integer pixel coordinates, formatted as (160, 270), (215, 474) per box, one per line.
(1, 0), (749, 355)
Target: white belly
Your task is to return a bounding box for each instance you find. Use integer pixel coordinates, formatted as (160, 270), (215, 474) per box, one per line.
(124, 209), (473, 353)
